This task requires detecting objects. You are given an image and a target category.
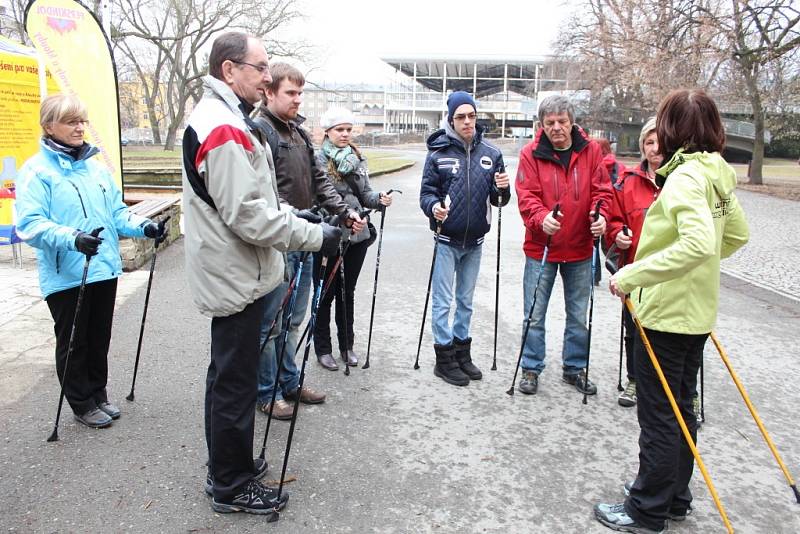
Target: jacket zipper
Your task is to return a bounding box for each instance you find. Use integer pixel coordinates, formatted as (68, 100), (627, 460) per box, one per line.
(69, 181), (87, 218)
(573, 168), (579, 201)
(55, 251), (60, 274)
(463, 144), (471, 248)
(255, 248), (262, 281)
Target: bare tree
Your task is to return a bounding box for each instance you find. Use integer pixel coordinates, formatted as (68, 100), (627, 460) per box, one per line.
(113, 0), (307, 150)
(557, 0), (726, 126)
(1, 0), (30, 43)
(708, 0), (800, 184)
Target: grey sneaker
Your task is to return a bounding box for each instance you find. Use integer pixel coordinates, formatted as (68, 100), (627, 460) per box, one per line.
(594, 502), (665, 533)
(74, 408), (113, 429)
(618, 380), (637, 407)
(622, 482), (691, 521)
(563, 369), (597, 395)
(518, 370), (539, 395)
(98, 401), (121, 419)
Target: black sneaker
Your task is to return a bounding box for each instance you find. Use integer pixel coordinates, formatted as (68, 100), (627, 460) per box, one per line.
(594, 502), (665, 533)
(211, 479), (289, 515)
(206, 457), (268, 496)
(518, 370), (539, 395)
(563, 369), (597, 395)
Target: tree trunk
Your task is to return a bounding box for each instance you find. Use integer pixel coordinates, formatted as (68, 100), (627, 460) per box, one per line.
(743, 69), (764, 185)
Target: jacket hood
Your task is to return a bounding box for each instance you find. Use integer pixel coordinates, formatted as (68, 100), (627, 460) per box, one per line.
(656, 150), (736, 198)
(427, 122), (485, 151)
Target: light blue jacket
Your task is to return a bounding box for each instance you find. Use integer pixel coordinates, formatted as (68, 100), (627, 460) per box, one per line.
(15, 139), (149, 298)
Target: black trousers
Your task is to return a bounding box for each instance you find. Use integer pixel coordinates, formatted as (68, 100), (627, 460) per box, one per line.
(204, 296), (265, 499)
(46, 278), (118, 415)
(625, 328), (708, 530)
(312, 239), (370, 355)
(623, 307), (636, 381)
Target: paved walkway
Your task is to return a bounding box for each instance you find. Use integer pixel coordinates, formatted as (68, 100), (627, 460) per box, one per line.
(1, 151), (798, 533)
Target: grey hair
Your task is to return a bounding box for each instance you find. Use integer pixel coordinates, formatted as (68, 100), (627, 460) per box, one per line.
(638, 117), (657, 159)
(537, 95), (575, 124)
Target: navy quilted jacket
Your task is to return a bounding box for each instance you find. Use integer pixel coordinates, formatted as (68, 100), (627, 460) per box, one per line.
(419, 124), (509, 248)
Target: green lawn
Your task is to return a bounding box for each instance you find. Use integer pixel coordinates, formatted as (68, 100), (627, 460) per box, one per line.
(122, 147), (413, 176)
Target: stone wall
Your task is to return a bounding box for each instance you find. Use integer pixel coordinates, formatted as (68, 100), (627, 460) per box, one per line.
(119, 203), (182, 272)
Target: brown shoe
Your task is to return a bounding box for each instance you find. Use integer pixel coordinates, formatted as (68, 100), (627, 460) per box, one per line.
(317, 353), (339, 371)
(340, 349), (358, 367)
(284, 386), (326, 405)
(258, 399), (293, 420)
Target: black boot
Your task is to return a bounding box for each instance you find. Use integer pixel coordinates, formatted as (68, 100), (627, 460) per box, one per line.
(433, 343), (470, 386)
(453, 337), (482, 380)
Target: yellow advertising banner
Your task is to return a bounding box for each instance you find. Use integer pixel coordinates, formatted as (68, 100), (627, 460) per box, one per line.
(0, 36), (60, 243)
(25, 0), (122, 188)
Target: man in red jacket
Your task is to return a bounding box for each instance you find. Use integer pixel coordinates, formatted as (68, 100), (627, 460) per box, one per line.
(514, 95), (612, 396)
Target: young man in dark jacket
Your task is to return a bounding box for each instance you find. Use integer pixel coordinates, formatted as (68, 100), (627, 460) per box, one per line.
(252, 63), (365, 419)
(514, 94), (612, 397)
(419, 91), (510, 386)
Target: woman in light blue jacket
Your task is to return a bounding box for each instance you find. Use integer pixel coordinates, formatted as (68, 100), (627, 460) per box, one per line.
(15, 94), (165, 429)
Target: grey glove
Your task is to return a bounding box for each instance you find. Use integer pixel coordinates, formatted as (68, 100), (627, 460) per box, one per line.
(319, 222), (343, 257)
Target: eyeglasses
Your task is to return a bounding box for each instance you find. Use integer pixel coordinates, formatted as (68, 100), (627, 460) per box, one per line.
(453, 113), (477, 121)
(64, 119), (89, 128)
(231, 60), (269, 74)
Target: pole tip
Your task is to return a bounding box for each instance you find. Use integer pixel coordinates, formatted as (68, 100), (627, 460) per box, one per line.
(792, 484), (800, 504)
(582, 396), (588, 405)
(491, 365), (497, 371)
(46, 431), (59, 442)
(267, 510), (280, 523)
(506, 388), (515, 396)
(413, 364), (420, 370)
(126, 393), (135, 402)
(344, 367), (350, 376)
(362, 362), (370, 369)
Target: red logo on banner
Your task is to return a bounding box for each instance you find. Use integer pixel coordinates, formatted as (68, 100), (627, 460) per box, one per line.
(46, 16), (77, 33)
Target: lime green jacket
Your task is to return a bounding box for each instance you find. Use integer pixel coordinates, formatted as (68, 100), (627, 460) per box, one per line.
(616, 150), (749, 334)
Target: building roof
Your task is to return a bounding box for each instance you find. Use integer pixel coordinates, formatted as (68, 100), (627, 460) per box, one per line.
(381, 55), (554, 97)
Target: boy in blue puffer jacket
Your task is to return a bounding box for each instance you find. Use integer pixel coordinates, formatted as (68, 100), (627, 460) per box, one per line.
(419, 91), (510, 386)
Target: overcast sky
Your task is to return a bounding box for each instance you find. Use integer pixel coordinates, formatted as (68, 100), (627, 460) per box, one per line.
(278, 0), (573, 87)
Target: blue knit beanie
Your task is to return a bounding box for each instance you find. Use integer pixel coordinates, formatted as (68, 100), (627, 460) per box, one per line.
(447, 91), (476, 124)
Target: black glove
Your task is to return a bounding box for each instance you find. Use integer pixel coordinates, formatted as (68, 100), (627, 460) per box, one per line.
(74, 230), (103, 256)
(319, 222), (342, 257)
(144, 216), (170, 245)
(293, 208), (323, 224)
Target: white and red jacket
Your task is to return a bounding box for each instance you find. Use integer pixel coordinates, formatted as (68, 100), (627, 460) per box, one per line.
(515, 125), (612, 262)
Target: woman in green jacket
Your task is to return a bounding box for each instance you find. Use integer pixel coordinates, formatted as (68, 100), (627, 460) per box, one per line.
(594, 89), (749, 534)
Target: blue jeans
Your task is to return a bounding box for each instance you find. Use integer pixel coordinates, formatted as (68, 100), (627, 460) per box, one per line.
(520, 257), (592, 374)
(257, 251), (313, 403)
(431, 242), (483, 345)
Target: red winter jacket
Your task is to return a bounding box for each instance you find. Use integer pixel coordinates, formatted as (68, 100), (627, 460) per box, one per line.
(604, 161), (661, 269)
(515, 126), (613, 262)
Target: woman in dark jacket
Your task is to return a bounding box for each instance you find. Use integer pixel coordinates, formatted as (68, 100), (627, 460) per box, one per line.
(15, 94), (166, 429)
(313, 107), (392, 370)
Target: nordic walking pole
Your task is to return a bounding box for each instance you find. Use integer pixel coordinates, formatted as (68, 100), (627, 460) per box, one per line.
(48, 227), (104, 442)
(710, 332), (800, 503)
(625, 298), (734, 533)
(364, 189), (402, 370)
(127, 216), (170, 402)
(258, 253), (308, 461)
(617, 225), (629, 392)
(414, 200), (446, 370)
(492, 203), (502, 371)
(507, 204), (559, 395)
(583, 201), (602, 405)
(338, 238), (352, 376)
(268, 253), (330, 523)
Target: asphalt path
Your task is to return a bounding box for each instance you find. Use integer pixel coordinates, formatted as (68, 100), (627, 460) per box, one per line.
(2, 148), (799, 533)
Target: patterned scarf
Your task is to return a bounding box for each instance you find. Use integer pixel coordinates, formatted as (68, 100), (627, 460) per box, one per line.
(322, 137), (361, 177)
